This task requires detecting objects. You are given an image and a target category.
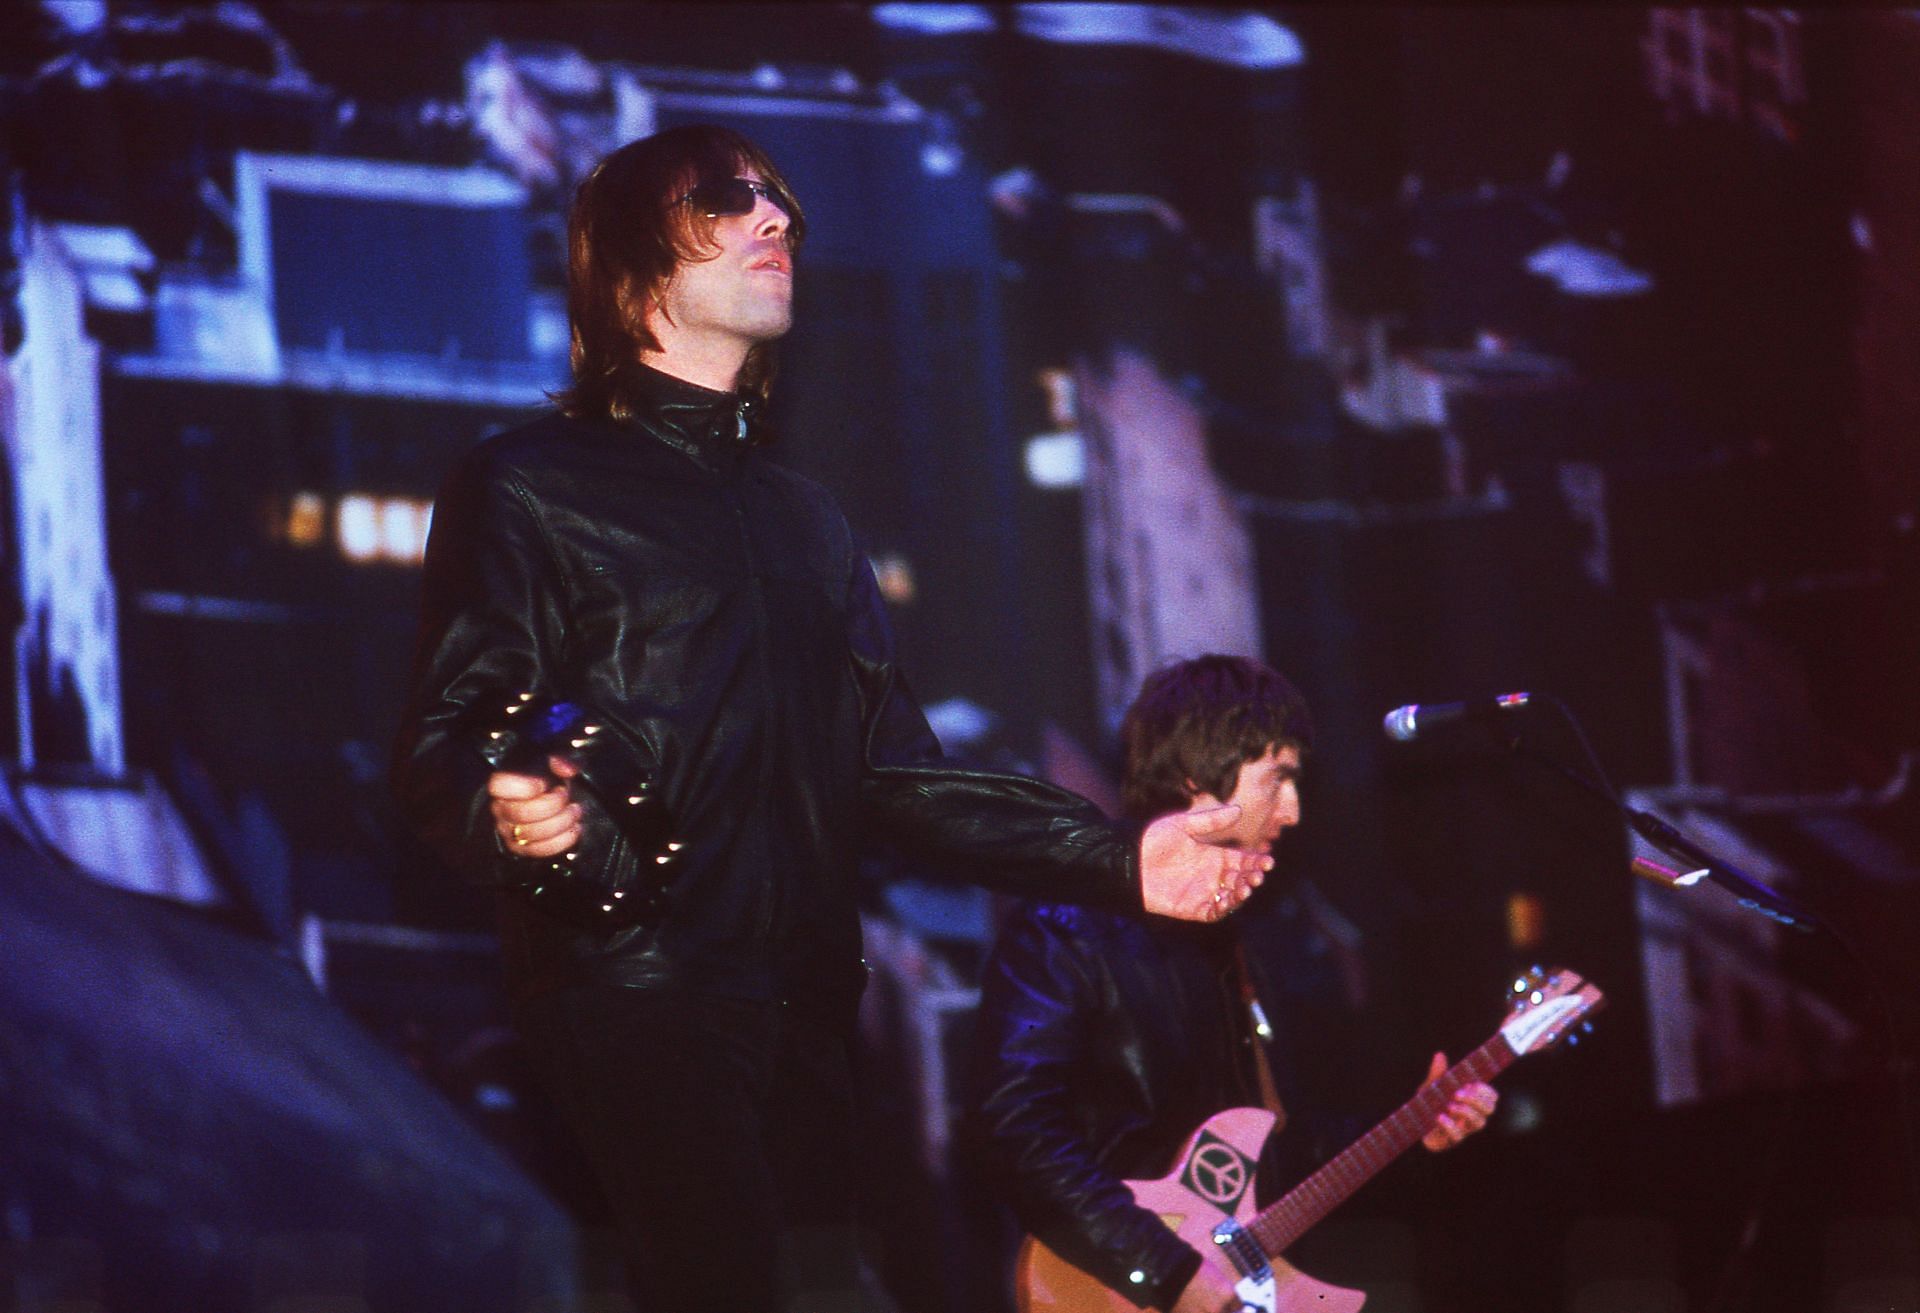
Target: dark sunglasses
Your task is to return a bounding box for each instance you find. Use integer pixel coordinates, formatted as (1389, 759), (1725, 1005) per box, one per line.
(675, 177), (803, 239)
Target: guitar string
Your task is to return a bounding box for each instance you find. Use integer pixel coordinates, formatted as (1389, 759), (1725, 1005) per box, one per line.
(1248, 1038), (1513, 1256)
(1259, 1040), (1508, 1251)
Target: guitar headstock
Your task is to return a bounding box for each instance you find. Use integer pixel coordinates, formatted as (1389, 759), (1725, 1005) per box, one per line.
(1498, 965), (1606, 1056)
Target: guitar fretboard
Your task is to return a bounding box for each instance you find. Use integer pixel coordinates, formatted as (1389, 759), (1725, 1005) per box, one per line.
(1246, 1033), (1516, 1257)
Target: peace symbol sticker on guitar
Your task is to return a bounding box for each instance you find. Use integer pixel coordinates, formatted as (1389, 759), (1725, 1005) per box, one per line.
(1179, 1131), (1254, 1211)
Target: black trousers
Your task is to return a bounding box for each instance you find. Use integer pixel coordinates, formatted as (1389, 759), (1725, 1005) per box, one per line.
(515, 984), (864, 1312)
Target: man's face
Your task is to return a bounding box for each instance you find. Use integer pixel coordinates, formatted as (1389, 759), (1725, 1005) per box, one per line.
(654, 169), (796, 352)
(1185, 744), (1302, 856)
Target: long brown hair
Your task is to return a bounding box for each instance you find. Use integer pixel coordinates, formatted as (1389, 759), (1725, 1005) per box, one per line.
(1120, 655), (1315, 822)
(553, 124), (805, 420)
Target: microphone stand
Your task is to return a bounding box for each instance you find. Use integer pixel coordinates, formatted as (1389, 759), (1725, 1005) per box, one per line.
(1483, 718), (1821, 933)
(1451, 695), (1914, 1303)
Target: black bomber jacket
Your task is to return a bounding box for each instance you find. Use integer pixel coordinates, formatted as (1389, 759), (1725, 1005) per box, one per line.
(392, 364), (1141, 1011)
(968, 904), (1252, 1308)
(966, 893), (1375, 1310)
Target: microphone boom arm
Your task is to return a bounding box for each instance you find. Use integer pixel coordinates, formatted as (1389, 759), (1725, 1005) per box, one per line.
(1619, 806), (1821, 933)
(1484, 708), (1823, 935)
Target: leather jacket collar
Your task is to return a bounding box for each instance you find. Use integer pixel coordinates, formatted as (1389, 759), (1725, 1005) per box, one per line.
(625, 361), (771, 471)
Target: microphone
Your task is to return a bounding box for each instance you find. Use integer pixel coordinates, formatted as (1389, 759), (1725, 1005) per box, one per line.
(1382, 692), (1532, 742)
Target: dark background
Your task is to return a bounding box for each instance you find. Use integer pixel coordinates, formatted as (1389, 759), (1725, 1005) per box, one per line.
(0, 6), (1914, 1312)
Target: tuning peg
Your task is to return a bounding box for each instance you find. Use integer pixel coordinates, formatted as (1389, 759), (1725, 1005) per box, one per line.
(1580, 1022), (1593, 1034)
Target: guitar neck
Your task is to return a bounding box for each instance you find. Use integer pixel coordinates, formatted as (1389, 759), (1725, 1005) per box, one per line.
(1246, 1032), (1516, 1257)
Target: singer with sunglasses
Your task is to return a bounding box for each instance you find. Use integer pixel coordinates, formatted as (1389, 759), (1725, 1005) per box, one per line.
(393, 125), (1273, 1312)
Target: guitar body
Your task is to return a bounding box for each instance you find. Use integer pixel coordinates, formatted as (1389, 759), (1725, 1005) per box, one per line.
(1010, 966), (1606, 1313)
(1014, 1107), (1365, 1313)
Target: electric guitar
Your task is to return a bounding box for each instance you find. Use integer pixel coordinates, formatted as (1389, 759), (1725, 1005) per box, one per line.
(1015, 966), (1606, 1313)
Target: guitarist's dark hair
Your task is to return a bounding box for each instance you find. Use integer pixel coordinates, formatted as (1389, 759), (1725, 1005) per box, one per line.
(1120, 654), (1315, 822)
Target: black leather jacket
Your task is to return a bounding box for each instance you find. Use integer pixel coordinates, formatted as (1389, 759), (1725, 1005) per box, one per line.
(393, 364), (1140, 1014)
(967, 890), (1371, 1310)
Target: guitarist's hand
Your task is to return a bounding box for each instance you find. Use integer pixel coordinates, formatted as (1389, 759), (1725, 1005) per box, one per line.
(1418, 1051), (1499, 1152)
(1169, 1253), (1244, 1313)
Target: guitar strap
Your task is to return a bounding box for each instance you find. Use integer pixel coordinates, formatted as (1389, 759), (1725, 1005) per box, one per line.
(1232, 937), (1288, 1130)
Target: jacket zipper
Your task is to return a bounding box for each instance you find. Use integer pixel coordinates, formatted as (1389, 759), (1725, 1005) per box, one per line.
(724, 463), (782, 949)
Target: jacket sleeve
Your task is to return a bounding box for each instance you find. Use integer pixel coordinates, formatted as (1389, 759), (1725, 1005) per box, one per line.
(968, 909), (1204, 1310)
(845, 551), (1143, 909)
(391, 448), (570, 886)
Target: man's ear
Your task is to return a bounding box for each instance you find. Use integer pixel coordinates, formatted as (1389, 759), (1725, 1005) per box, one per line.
(1184, 779), (1224, 810)
(623, 275), (674, 336)
(648, 285), (676, 330)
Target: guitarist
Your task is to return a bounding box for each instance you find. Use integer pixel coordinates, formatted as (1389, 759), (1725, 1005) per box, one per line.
(967, 656), (1499, 1313)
